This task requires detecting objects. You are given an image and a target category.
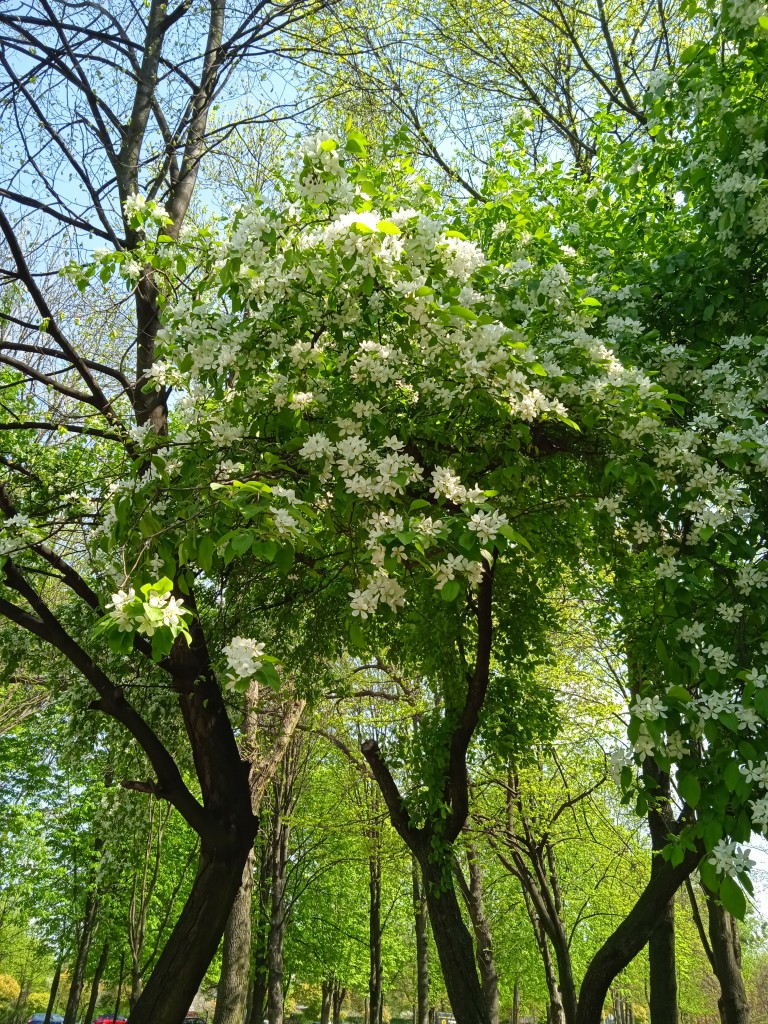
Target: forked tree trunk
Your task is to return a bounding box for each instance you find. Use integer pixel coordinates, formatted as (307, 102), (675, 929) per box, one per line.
(320, 979), (333, 1024)
(64, 890), (99, 1024)
(369, 848), (384, 1024)
(332, 979), (346, 1024)
(128, 840), (253, 1024)
(706, 893), (750, 1024)
(419, 854), (491, 1024)
(413, 856), (430, 1024)
(213, 850), (255, 1024)
(84, 940), (109, 1024)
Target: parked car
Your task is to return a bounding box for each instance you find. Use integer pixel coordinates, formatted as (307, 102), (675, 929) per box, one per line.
(184, 1018), (207, 1024)
(27, 1016), (64, 1024)
(92, 1017), (128, 1024)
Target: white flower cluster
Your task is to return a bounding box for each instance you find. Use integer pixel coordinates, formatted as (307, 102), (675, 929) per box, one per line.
(106, 585), (187, 637)
(708, 839), (755, 878)
(222, 636), (265, 680)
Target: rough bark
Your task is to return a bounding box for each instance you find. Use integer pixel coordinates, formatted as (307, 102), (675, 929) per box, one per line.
(413, 856), (430, 1024)
(63, 890), (99, 1024)
(511, 980), (521, 1024)
(213, 850), (255, 1024)
(706, 892), (750, 1024)
(455, 845), (499, 1024)
(84, 940), (109, 1024)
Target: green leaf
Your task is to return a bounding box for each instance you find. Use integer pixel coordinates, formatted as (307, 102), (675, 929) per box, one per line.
(677, 773), (701, 809)
(348, 618), (366, 650)
(275, 545), (294, 574)
(719, 875), (747, 920)
(197, 535), (215, 573)
(377, 219), (400, 234)
(440, 580), (462, 602)
(229, 532), (253, 557)
(352, 221), (374, 234)
(448, 305), (477, 321)
(256, 662), (281, 692)
(581, 296), (602, 307)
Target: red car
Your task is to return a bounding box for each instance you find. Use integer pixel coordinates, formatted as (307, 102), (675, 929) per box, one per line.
(92, 1017), (128, 1024)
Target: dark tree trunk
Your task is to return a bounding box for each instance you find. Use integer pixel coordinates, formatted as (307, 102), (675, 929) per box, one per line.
(706, 893), (750, 1024)
(646, 765), (677, 1024)
(455, 845), (499, 1024)
(85, 940), (109, 1024)
(413, 857), (430, 1024)
(214, 850), (255, 1024)
(128, 839), (253, 1024)
(369, 849), (383, 1024)
(519, 886), (565, 1024)
(64, 891), (99, 1024)
(648, 898), (677, 1024)
(44, 958), (62, 1024)
(575, 845), (701, 1024)
(332, 980), (345, 1024)
(320, 979), (333, 1024)
(419, 854), (491, 1024)
(247, 839), (271, 1024)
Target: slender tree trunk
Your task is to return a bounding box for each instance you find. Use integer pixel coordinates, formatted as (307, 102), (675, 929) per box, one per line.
(419, 854), (491, 1024)
(267, 816), (290, 1024)
(214, 849), (255, 1024)
(706, 893), (750, 1024)
(129, 839), (254, 1024)
(44, 958), (62, 1024)
(114, 949), (126, 1023)
(645, 764), (677, 1024)
(85, 940), (109, 1024)
(511, 980), (520, 1024)
(369, 848), (383, 1024)
(455, 845), (499, 1024)
(64, 891), (99, 1024)
(320, 979), (333, 1024)
(520, 886), (565, 1024)
(413, 856), (430, 1024)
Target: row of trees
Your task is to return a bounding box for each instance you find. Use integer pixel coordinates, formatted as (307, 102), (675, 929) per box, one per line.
(2, 0), (768, 1021)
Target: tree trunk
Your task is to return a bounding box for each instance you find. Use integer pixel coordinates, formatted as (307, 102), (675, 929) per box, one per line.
(511, 980), (520, 1024)
(575, 844), (701, 1024)
(419, 853), (491, 1024)
(455, 846), (499, 1024)
(413, 857), (430, 1024)
(64, 891), (99, 1024)
(369, 849), (383, 1024)
(44, 958), (62, 1024)
(706, 893), (750, 1024)
(128, 839), (253, 1024)
(321, 979), (333, 1024)
(332, 980), (345, 1024)
(85, 940), (109, 1024)
(214, 849), (255, 1024)
(267, 815), (290, 1024)
(648, 898), (677, 1024)
(519, 886), (565, 1024)
(645, 764), (677, 1024)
